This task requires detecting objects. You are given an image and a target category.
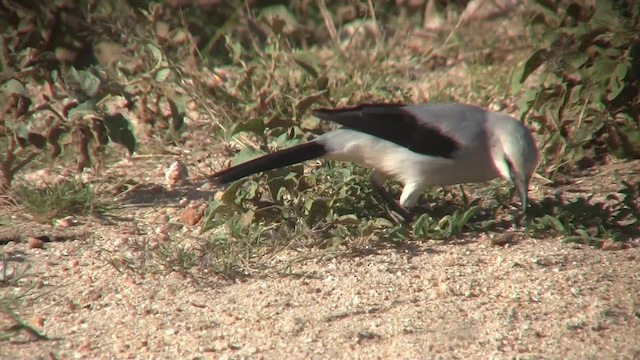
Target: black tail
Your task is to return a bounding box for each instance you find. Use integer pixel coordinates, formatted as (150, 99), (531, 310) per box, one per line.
(210, 141), (327, 184)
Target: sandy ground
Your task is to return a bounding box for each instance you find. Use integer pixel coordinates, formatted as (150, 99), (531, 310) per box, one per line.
(2, 2), (639, 359)
(1, 158), (639, 360)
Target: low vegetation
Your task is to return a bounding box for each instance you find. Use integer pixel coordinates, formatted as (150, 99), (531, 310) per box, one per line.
(1, 0), (639, 341)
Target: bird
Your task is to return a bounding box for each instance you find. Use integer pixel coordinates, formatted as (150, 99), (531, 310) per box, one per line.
(210, 103), (540, 222)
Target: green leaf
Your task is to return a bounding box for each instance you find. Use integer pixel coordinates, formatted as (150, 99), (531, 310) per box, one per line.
(300, 116), (320, 131)
(333, 215), (361, 225)
(238, 180), (258, 201)
(316, 76), (329, 91)
(372, 218), (394, 228)
(576, 28), (609, 50)
(103, 113), (136, 154)
(628, 43), (640, 80)
(146, 43), (163, 63)
(293, 57), (318, 78)
(167, 97), (185, 131)
(227, 36), (242, 59)
(531, 0), (561, 24)
(607, 62), (629, 100)
(231, 117), (265, 137)
(570, 52), (590, 69)
(536, 215), (567, 233)
(1, 78), (27, 96)
(565, 3), (586, 22)
(459, 206), (480, 227)
(220, 179), (250, 204)
(201, 200), (232, 231)
(264, 44), (275, 55)
(267, 17), (286, 36)
(91, 118), (109, 146)
(258, 5), (298, 35)
(13, 124), (29, 146)
(273, 130), (303, 148)
(517, 88), (539, 116)
(66, 66), (81, 85)
(511, 49), (549, 93)
(155, 68), (172, 82)
(264, 115), (295, 129)
(590, 0), (620, 29)
(306, 198), (330, 225)
(67, 101), (97, 121)
(15, 134), (28, 148)
(589, 58), (617, 83)
(79, 70), (101, 97)
(295, 92), (327, 117)
(266, 173), (297, 202)
(534, 0), (559, 13)
(231, 147), (266, 167)
(412, 213), (431, 238)
(568, 84), (584, 106)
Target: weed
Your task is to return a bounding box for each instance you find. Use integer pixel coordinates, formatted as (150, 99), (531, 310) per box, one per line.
(0, 252), (47, 341)
(513, 0), (640, 174)
(528, 181), (640, 245)
(12, 180), (107, 222)
(101, 235), (155, 276)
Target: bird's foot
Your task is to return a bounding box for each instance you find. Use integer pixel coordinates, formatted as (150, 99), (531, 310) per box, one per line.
(368, 171), (415, 225)
(386, 202), (415, 225)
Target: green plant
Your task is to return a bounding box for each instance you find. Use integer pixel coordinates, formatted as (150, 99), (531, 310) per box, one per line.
(0, 252), (46, 341)
(0, 65), (138, 192)
(513, 0), (640, 176)
(12, 179), (106, 221)
(529, 181), (640, 245)
(0, 3), (196, 192)
(412, 203), (482, 240)
(198, 217), (294, 276)
(196, 14), (416, 249)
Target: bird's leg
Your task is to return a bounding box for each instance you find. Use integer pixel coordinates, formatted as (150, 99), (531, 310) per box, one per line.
(369, 170), (414, 223)
(398, 182), (426, 221)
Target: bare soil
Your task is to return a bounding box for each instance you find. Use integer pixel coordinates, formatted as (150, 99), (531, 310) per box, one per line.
(1, 157), (639, 360)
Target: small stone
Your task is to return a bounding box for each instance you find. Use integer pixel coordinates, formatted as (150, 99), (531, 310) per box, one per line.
(602, 239), (626, 251)
(491, 232), (515, 246)
(137, 340), (148, 350)
(155, 232), (170, 243)
(56, 216), (74, 227)
(32, 315), (45, 328)
(77, 338), (92, 353)
(180, 205), (205, 226)
(165, 160), (189, 189)
(28, 237), (45, 249)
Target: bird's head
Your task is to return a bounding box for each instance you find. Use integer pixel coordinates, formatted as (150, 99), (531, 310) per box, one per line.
(490, 115), (540, 214)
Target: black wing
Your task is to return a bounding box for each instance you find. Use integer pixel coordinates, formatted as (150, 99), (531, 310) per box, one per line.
(312, 104), (460, 158)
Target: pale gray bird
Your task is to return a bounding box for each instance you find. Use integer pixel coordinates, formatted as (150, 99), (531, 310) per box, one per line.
(210, 103), (540, 222)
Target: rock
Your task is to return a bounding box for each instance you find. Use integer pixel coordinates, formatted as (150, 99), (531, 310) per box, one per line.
(601, 239), (626, 251)
(490, 232), (515, 246)
(165, 160), (189, 189)
(180, 202), (207, 226)
(28, 237), (45, 249)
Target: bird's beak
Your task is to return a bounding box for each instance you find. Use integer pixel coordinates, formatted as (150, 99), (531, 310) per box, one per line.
(512, 172), (529, 215)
